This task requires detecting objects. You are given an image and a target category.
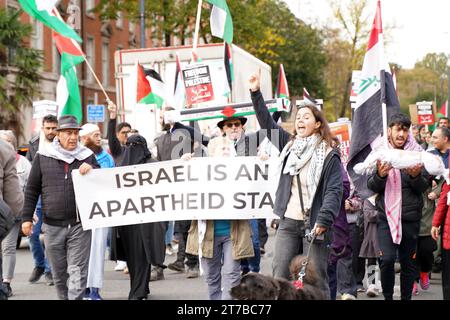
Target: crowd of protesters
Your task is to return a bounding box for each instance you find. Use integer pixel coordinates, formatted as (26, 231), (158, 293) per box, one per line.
(0, 74), (449, 301)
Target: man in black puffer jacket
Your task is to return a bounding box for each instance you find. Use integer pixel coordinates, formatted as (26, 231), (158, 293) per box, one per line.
(21, 116), (99, 300)
(367, 113), (431, 301)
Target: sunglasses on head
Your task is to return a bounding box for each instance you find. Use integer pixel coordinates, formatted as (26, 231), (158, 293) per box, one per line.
(225, 122), (242, 128)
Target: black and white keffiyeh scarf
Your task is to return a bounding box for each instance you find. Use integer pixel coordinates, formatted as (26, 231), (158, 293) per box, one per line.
(281, 133), (327, 208)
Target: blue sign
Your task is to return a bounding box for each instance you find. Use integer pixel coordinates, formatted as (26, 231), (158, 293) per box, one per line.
(87, 104), (105, 123)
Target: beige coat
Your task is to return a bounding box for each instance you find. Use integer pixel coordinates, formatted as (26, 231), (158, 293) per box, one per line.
(0, 140), (24, 217)
(186, 220), (255, 260)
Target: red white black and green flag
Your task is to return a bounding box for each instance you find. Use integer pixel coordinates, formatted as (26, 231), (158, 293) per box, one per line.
(438, 101), (448, 118)
(224, 42), (234, 97)
(53, 33), (84, 124)
(18, 0), (82, 42)
(136, 63), (167, 109)
(275, 64), (289, 99)
(206, 0), (233, 44)
(173, 53), (186, 110)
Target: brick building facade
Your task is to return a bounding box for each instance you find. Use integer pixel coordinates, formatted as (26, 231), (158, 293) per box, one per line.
(1, 0), (148, 142)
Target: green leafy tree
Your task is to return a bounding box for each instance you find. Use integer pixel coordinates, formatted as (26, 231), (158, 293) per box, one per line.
(414, 53), (449, 107)
(396, 53), (449, 112)
(0, 8), (42, 137)
(325, 0), (371, 119)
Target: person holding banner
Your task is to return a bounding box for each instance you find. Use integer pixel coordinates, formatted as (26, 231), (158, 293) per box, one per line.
(21, 115), (99, 300)
(156, 106), (209, 280)
(186, 136), (255, 300)
(79, 124), (115, 300)
(216, 116), (262, 274)
(249, 71), (343, 299)
(111, 134), (166, 300)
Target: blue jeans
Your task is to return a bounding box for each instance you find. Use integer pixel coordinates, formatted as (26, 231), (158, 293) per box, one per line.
(29, 206), (51, 273)
(201, 236), (241, 300)
(165, 221), (174, 245)
(241, 219), (260, 273)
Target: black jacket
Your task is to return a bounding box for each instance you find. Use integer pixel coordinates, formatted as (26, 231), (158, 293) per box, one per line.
(22, 153), (99, 227)
(155, 122), (209, 161)
(107, 118), (126, 165)
(251, 89), (343, 229)
(367, 169), (430, 223)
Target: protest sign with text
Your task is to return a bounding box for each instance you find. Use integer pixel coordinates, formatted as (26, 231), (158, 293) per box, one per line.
(330, 121), (352, 164)
(182, 62), (215, 106)
(72, 157), (279, 230)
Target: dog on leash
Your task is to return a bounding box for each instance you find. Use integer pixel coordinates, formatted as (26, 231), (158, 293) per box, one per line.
(289, 255), (327, 300)
(230, 255), (326, 300)
(230, 272), (300, 300)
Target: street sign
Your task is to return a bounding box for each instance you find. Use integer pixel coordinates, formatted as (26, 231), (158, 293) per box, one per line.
(87, 104), (105, 123)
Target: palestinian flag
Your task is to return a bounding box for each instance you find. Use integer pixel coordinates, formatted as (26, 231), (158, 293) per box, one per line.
(173, 53), (185, 110)
(224, 42), (234, 95)
(275, 64), (289, 99)
(302, 88), (316, 105)
(347, 0), (400, 199)
(136, 63), (166, 109)
(191, 51), (202, 63)
(18, 0), (82, 43)
(54, 32), (84, 123)
(206, 0), (233, 44)
(438, 100), (448, 118)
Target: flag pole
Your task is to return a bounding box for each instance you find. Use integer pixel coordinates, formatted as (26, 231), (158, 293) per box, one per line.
(83, 56), (112, 102)
(192, 0), (203, 56)
(382, 102), (388, 149)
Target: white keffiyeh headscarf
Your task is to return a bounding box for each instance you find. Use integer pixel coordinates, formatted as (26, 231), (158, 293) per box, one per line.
(38, 137), (93, 164)
(281, 133), (327, 208)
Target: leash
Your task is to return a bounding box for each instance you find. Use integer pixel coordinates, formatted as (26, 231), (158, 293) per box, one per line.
(293, 230), (316, 290)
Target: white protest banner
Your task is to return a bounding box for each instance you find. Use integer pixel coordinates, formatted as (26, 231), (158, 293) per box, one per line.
(72, 157), (279, 230)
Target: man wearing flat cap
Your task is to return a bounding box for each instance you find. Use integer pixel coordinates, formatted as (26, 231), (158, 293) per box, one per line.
(21, 115), (100, 300)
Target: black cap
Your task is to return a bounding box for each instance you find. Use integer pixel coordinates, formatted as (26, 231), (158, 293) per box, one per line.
(217, 117), (247, 129)
(56, 115), (81, 131)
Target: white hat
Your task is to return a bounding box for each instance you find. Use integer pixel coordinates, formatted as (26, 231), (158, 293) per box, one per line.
(79, 123), (100, 137)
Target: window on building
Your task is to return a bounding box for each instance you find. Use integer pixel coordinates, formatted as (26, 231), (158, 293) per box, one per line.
(31, 18), (44, 50)
(53, 39), (61, 73)
(86, 37), (95, 83)
(116, 11), (123, 29)
(86, 0), (95, 12)
(129, 21), (135, 33)
(102, 42), (109, 86)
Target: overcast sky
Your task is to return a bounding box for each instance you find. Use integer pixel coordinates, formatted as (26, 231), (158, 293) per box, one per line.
(282, 0), (450, 69)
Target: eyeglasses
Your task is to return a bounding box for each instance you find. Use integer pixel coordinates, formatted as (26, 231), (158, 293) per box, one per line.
(225, 122), (242, 128)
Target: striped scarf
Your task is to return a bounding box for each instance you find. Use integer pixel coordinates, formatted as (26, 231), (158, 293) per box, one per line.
(385, 134), (423, 244)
